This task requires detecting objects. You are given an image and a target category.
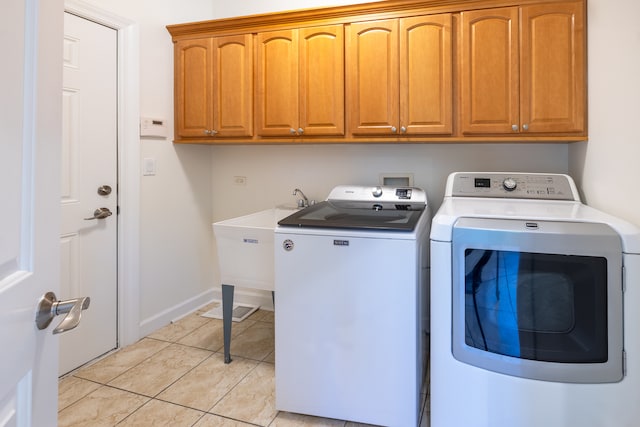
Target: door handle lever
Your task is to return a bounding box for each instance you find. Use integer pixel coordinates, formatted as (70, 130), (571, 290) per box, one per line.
(36, 292), (91, 334)
(84, 207), (112, 220)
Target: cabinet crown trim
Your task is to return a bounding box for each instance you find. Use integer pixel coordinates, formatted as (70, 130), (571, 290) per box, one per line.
(166, 0), (579, 39)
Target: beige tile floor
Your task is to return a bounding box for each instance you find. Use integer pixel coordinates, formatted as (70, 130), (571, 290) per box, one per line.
(58, 303), (430, 426)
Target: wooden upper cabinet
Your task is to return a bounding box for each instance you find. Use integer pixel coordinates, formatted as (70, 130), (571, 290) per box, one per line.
(256, 30), (299, 137)
(175, 38), (213, 138)
(460, 1), (585, 135)
(257, 25), (344, 137)
(213, 35), (253, 137)
(400, 14), (452, 135)
(299, 26), (345, 136)
(348, 15), (452, 136)
(520, 2), (585, 133)
(348, 19), (399, 136)
(168, 0), (587, 143)
(174, 34), (252, 139)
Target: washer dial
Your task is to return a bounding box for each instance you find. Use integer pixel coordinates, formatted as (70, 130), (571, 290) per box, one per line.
(502, 177), (518, 191)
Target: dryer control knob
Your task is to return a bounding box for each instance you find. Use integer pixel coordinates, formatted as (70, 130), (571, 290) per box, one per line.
(503, 177), (518, 191)
(372, 186), (383, 197)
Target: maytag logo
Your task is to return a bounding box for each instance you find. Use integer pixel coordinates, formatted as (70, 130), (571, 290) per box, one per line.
(283, 239), (294, 251)
(333, 239), (349, 246)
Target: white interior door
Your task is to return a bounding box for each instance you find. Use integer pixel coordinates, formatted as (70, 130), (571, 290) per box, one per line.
(60, 12), (118, 375)
(0, 0), (63, 425)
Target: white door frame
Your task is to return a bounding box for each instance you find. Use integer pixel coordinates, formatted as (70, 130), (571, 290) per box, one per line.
(64, 0), (140, 348)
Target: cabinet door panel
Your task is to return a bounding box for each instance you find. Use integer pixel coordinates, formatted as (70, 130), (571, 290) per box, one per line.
(257, 30), (299, 137)
(400, 14), (452, 135)
(521, 2), (585, 133)
(348, 19), (399, 135)
(299, 25), (344, 136)
(460, 8), (519, 134)
(213, 34), (253, 137)
(175, 39), (212, 138)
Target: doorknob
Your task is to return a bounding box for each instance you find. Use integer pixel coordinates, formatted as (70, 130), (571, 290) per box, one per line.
(36, 292), (91, 334)
(97, 185), (112, 196)
(84, 207), (112, 220)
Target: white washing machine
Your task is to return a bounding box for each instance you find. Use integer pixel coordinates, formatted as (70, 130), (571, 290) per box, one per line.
(275, 185), (431, 426)
(430, 172), (640, 427)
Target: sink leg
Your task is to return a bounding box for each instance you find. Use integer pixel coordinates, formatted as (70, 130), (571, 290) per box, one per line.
(222, 284), (234, 364)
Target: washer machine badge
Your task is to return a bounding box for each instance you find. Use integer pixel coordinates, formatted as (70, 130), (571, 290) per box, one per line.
(283, 239), (294, 251)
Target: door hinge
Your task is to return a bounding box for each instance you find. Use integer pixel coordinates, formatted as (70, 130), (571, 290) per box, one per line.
(623, 349), (627, 377)
(117, 205), (120, 215)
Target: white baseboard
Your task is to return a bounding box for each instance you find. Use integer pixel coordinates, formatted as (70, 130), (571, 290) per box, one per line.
(211, 286), (274, 311)
(138, 286), (273, 338)
(138, 288), (215, 337)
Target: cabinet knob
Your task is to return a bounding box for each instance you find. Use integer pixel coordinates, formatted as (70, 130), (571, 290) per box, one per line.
(400, 126), (407, 133)
(203, 129), (211, 135)
(522, 124), (529, 131)
(391, 126), (397, 133)
(289, 128), (297, 135)
(511, 124), (519, 132)
(211, 129), (218, 135)
(298, 128), (304, 135)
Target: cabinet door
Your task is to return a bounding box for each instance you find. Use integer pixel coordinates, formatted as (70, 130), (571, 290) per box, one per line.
(347, 19), (399, 135)
(520, 2), (585, 133)
(460, 8), (519, 134)
(256, 30), (299, 137)
(212, 34), (253, 137)
(299, 25), (344, 136)
(400, 14), (452, 135)
(175, 38), (213, 138)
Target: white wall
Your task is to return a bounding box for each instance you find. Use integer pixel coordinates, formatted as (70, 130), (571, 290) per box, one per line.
(569, 0), (640, 228)
(79, 0), (218, 332)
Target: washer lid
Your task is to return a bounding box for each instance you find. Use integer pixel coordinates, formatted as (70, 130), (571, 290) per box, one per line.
(277, 200), (424, 231)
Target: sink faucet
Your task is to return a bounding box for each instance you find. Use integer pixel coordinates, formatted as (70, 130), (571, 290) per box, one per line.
(292, 188), (309, 208)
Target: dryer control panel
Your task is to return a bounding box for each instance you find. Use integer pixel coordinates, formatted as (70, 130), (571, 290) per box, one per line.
(449, 172), (579, 201)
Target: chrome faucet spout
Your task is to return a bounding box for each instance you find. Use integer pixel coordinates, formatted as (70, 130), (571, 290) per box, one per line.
(292, 188), (309, 207)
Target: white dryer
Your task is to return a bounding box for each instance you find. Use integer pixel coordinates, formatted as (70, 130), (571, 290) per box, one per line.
(430, 172), (640, 427)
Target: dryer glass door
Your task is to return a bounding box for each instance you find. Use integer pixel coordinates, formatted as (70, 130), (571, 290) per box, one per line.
(452, 218), (623, 383)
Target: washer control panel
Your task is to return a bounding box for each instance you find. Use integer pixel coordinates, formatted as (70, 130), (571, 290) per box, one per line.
(327, 185), (427, 209)
(450, 172), (579, 200)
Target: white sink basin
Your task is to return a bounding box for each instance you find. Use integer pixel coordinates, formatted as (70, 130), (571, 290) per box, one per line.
(212, 207), (297, 291)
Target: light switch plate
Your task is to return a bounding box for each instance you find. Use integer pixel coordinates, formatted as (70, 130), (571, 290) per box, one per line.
(143, 157), (156, 176)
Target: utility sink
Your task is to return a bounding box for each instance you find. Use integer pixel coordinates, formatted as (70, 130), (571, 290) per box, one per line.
(212, 207), (297, 291)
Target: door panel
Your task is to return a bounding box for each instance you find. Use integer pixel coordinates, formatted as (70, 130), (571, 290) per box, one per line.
(299, 25), (344, 136)
(1, 0), (62, 424)
(520, 2), (585, 133)
(400, 14), (452, 135)
(347, 19), (399, 135)
(257, 30), (299, 136)
(60, 12), (118, 375)
(460, 7), (519, 134)
(213, 34), (253, 137)
(175, 38), (213, 138)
